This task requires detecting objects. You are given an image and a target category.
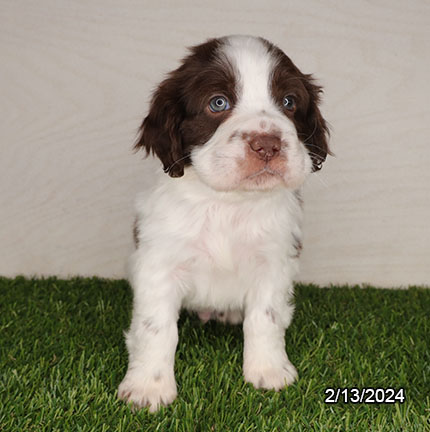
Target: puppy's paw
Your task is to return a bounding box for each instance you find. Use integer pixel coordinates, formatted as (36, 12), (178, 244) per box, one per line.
(244, 358), (298, 391)
(118, 369), (177, 412)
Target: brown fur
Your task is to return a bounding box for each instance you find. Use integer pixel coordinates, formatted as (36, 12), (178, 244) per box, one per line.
(134, 39), (236, 177)
(134, 37), (330, 176)
(264, 38), (331, 171)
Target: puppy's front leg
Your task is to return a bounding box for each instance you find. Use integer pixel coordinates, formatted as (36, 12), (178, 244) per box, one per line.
(243, 284), (298, 391)
(118, 261), (181, 412)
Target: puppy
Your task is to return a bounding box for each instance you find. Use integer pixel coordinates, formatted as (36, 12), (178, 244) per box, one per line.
(118, 35), (330, 411)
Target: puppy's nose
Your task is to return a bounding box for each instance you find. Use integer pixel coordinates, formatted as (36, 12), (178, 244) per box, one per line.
(249, 133), (281, 161)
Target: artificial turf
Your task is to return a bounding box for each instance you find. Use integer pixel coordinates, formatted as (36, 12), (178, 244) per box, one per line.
(0, 276), (429, 431)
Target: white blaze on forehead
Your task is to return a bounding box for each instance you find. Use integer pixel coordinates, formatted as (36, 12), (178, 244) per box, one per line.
(221, 36), (278, 112)
(190, 36), (312, 192)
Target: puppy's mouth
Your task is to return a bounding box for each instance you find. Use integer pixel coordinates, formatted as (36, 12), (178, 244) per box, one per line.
(238, 165), (286, 190)
(244, 166), (283, 180)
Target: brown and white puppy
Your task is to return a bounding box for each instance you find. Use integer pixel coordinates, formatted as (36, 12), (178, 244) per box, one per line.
(118, 35), (330, 411)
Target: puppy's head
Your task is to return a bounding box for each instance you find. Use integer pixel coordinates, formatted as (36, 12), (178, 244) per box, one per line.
(135, 35), (330, 191)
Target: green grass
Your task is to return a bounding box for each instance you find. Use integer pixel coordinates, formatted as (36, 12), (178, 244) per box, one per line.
(0, 277), (429, 431)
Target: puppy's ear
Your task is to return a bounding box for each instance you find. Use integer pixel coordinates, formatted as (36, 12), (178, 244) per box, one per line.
(134, 74), (186, 177)
(301, 77), (331, 172)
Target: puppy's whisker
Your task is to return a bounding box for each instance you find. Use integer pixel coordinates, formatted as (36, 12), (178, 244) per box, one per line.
(163, 153), (191, 174)
(305, 149), (326, 165)
(302, 121), (318, 144)
(311, 171), (329, 188)
(304, 143), (324, 150)
(306, 150), (323, 159)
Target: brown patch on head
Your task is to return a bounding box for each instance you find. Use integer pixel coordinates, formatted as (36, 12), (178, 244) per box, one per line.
(259, 37), (331, 172)
(134, 38), (237, 177)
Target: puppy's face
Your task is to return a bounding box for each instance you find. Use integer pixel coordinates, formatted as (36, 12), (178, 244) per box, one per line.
(136, 35), (330, 191)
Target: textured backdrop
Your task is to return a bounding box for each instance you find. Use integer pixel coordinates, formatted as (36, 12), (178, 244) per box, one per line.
(1, 0), (429, 287)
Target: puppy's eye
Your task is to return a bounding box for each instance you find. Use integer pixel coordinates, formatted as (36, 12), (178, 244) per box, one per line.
(209, 96), (230, 112)
(283, 95), (296, 111)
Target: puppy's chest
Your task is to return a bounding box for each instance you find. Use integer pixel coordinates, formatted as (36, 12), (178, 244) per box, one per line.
(195, 219), (255, 271)
(189, 204), (283, 273)
(179, 203), (293, 310)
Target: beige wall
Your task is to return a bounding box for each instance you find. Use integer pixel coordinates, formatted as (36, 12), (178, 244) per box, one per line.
(1, 0), (429, 287)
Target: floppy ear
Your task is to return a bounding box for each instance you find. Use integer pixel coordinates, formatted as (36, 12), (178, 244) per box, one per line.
(301, 77), (331, 172)
(134, 75), (186, 177)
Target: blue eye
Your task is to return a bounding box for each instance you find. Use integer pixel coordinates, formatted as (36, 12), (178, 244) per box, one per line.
(283, 95), (296, 111)
(209, 96), (230, 112)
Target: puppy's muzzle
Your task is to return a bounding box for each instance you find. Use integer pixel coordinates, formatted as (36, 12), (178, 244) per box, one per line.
(248, 133), (282, 162)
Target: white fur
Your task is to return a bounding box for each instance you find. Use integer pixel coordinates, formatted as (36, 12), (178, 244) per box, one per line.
(118, 35), (313, 411)
(192, 36), (312, 192)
